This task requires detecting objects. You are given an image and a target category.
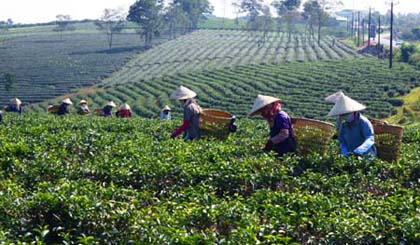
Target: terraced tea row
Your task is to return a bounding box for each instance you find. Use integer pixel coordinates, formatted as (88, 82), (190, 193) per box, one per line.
(99, 30), (361, 87)
(31, 58), (420, 120)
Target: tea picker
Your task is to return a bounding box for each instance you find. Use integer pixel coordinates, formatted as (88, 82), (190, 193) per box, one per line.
(249, 95), (296, 156)
(170, 85), (202, 141)
(328, 94), (376, 158)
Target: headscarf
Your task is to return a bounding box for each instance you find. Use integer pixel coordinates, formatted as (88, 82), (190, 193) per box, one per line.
(261, 101), (281, 121)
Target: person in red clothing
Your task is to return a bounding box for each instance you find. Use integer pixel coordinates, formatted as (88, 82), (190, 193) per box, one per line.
(170, 85), (202, 141)
(249, 95), (296, 156)
(116, 103), (132, 118)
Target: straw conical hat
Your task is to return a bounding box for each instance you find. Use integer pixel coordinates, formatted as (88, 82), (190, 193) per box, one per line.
(248, 95), (281, 116)
(79, 99), (88, 105)
(61, 98), (73, 105)
(170, 86), (197, 100)
(120, 103), (131, 111)
(328, 95), (366, 117)
(107, 101), (116, 107)
(162, 105), (171, 111)
(325, 91), (344, 104)
(10, 98), (22, 105)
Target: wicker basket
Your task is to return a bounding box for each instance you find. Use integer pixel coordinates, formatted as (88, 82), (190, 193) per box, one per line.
(47, 105), (60, 114)
(369, 118), (404, 162)
(291, 117), (335, 156)
(200, 109), (233, 140)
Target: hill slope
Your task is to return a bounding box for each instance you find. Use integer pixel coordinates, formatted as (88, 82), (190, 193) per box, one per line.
(31, 58), (420, 120)
(98, 29), (361, 87)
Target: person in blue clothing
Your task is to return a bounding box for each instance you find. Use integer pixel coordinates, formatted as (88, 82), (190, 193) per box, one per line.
(0, 110), (2, 123)
(249, 94), (296, 156)
(57, 98), (73, 115)
(328, 94), (376, 158)
(100, 101), (116, 117)
(6, 98), (23, 114)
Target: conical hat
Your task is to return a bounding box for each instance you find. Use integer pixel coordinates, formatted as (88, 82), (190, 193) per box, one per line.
(170, 86), (197, 100)
(162, 105), (171, 111)
(120, 103), (131, 111)
(328, 95), (366, 116)
(107, 101), (116, 108)
(325, 91), (344, 104)
(248, 95), (281, 116)
(79, 99), (88, 105)
(61, 98), (73, 105)
(10, 98), (22, 105)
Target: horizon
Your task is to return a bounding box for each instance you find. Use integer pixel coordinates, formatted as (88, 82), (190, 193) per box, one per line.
(0, 0), (419, 25)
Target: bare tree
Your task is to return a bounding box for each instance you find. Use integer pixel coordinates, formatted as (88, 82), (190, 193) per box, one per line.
(54, 15), (75, 40)
(95, 8), (126, 49)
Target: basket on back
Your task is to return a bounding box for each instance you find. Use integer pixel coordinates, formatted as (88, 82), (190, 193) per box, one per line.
(369, 118), (404, 162)
(200, 109), (234, 140)
(47, 105), (60, 114)
(291, 117), (335, 156)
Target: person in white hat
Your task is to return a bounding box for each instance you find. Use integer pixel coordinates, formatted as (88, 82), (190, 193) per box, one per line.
(249, 95), (296, 156)
(170, 85), (201, 140)
(78, 99), (90, 115)
(7, 97), (23, 114)
(101, 101), (117, 117)
(58, 98), (73, 115)
(328, 95), (376, 158)
(160, 105), (171, 120)
(116, 103), (132, 118)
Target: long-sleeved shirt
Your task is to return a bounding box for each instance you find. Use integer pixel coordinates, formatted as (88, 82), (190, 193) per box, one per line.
(339, 114), (376, 157)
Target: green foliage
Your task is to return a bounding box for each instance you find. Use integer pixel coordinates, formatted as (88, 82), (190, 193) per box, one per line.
(0, 113), (419, 243)
(32, 58), (420, 120)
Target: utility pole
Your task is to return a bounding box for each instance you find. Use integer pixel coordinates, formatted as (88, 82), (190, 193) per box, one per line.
(368, 7), (371, 48)
(362, 18), (365, 45)
(389, 1), (394, 68)
(351, 11), (354, 39)
(378, 15), (381, 58)
(357, 11), (361, 46)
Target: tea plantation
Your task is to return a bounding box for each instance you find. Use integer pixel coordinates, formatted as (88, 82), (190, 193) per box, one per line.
(0, 113), (419, 243)
(31, 58), (420, 120)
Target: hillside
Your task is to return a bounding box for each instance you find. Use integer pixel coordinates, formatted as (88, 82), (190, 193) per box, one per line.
(0, 113), (419, 243)
(30, 58), (420, 120)
(97, 29), (361, 87)
(0, 22), (168, 106)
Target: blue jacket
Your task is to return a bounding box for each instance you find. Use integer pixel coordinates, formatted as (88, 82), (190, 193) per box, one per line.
(339, 113), (376, 157)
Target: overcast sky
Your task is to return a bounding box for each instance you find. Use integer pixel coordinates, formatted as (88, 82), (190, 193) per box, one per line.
(1, 0), (419, 24)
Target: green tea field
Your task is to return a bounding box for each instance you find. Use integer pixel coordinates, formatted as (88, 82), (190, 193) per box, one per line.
(31, 58), (420, 120)
(0, 114), (419, 243)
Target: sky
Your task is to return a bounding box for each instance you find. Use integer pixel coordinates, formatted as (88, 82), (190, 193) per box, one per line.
(1, 0), (419, 24)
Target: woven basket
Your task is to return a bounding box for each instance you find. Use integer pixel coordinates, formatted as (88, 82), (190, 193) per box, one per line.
(291, 117), (335, 156)
(200, 109), (233, 140)
(47, 105), (60, 114)
(369, 118), (404, 162)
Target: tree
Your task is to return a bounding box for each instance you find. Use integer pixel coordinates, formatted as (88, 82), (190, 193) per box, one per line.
(234, 0), (264, 30)
(174, 0), (213, 31)
(273, 0), (301, 40)
(412, 27), (420, 40)
(127, 0), (163, 48)
(95, 8), (126, 49)
(54, 15), (75, 40)
(163, 2), (188, 38)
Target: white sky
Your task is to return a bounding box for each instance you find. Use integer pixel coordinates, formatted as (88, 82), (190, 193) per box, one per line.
(0, 0), (419, 24)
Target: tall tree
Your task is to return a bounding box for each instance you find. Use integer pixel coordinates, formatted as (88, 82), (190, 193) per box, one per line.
(272, 0), (302, 41)
(163, 2), (188, 38)
(127, 0), (163, 48)
(54, 14), (75, 40)
(235, 0), (264, 30)
(95, 8), (126, 49)
(174, 0), (213, 31)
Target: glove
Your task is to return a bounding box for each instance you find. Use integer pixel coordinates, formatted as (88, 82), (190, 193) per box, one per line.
(353, 136), (375, 156)
(340, 142), (349, 157)
(263, 139), (273, 152)
(171, 120), (190, 138)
